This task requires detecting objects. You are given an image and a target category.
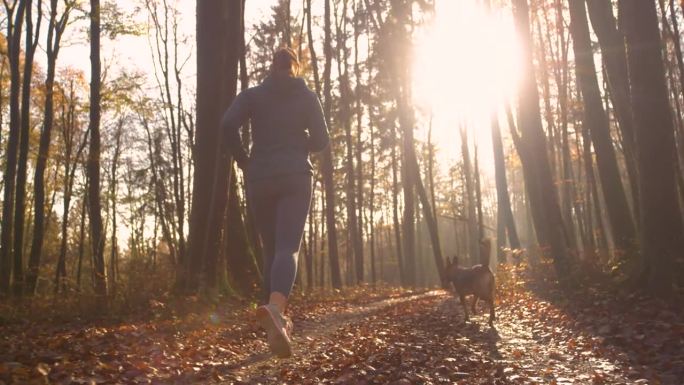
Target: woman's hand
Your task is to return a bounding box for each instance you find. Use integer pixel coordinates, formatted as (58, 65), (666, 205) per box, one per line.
(234, 151), (249, 172)
(236, 158), (248, 171)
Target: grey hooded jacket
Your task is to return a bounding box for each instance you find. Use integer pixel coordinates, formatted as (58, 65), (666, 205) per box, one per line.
(221, 75), (330, 181)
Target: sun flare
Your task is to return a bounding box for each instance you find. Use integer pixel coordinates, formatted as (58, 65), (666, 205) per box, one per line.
(413, 1), (522, 121)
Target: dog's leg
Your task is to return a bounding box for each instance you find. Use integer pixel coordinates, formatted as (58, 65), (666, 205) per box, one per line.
(488, 299), (495, 326)
(488, 281), (496, 327)
(471, 296), (478, 315)
(459, 293), (469, 322)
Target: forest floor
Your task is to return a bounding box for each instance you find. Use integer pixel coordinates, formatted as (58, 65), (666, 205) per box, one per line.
(1, 265), (682, 385)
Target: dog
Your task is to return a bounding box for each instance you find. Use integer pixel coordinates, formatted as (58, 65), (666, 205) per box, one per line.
(445, 238), (496, 326)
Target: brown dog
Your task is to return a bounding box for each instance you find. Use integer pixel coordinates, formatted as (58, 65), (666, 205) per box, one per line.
(445, 239), (496, 326)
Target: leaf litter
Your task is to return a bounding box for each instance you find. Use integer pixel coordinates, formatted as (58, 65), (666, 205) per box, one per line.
(1, 270), (682, 384)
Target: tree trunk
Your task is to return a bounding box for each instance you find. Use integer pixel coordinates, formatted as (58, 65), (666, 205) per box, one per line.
(384, 0), (417, 286)
(13, 0), (41, 297)
(400, 106), (416, 286)
(108, 121), (123, 295)
(576, 116), (595, 253)
(369, 120), (377, 284)
(0, 0), (27, 296)
(322, 0), (342, 288)
(533, 11), (558, 185)
(512, 0), (572, 276)
(407, 143), (445, 285)
(305, 0), (318, 291)
(353, 0), (366, 284)
(621, 0), (684, 294)
(0, 43), (5, 146)
(53, 80), (87, 295)
(428, 116), (437, 226)
(551, 0), (577, 249)
(391, 123), (405, 284)
(306, 186), (315, 289)
(76, 180), (88, 291)
(87, 0), (107, 298)
(284, 0), (291, 46)
(225, 165), (259, 294)
(319, 190), (327, 288)
(492, 114), (521, 259)
(569, 0), (637, 259)
(27, 0), (72, 296)
(661, 0), (684, 215)
(141, 114), (178, 266)
(569, 100), (589, 253)
(460, 128), (479, 265)
(506, 104), (548, 250)
(586, 0), (640, 217)
(474, 145), (484, 243)
(144, 0), (187, 264)
(335, 6), (363, 284)
(239, 0), (262, 269)
(185, 0), (242, 293)
(368, 58), (377, 285)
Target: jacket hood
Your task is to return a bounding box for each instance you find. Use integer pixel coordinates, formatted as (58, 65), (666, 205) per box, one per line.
(263, 74), (308, 96)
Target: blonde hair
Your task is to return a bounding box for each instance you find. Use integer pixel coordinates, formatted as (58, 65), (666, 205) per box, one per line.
(271, 47), (300, 77)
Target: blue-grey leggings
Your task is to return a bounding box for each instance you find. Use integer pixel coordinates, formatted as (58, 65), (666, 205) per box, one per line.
(247, 173), (312, 300)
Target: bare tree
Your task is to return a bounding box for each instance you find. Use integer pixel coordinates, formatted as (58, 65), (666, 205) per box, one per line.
(107, 118), (123, 294)
(460, 128), (479, 265)
(12, 0), (41, 296)
(512, 0), (572, 276)
(52, 78), (89, 295)
(185, 0), (242, 293)
(491, 114), (520, 261)
(621, 0), (684, 294)
(144, 0), (190, 265)
(569, 0), (636, 260)
(87, 0), (108, 298)
(0, 0), (27, 296)
(321, 0), (342, 288)
(26, 0), (75, 295)
(335, 0), (363, 284)
(586, 0), (640, 214)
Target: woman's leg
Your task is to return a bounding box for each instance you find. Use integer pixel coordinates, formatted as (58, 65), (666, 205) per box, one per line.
(270, 174), (313, 310)
(247, 180), (277, 303)
(253, 174), (312, 358)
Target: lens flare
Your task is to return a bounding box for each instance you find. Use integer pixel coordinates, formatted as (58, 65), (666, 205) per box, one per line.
(413, 1), (522, 120)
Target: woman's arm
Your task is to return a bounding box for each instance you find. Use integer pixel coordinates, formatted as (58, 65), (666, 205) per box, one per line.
(221, 91), (250, 167)
(307, 93), (330, 153)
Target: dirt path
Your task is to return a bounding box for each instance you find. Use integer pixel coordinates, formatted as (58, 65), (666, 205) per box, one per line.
(2, 281), (679, 384)
(225, 291), (651, 385)
(225, 291), (442, 383)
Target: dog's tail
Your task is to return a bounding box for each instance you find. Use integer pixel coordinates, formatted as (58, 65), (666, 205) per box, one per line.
(480, 238), (492, 267)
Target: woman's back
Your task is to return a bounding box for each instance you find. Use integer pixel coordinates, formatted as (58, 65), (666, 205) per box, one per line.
(222, 74), (328, 180)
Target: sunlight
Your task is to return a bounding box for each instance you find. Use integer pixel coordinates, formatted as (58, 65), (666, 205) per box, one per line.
(413, 0), (522, 121)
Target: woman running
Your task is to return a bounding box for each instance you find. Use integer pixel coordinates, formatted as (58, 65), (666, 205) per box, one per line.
(221, 47), (329, 358)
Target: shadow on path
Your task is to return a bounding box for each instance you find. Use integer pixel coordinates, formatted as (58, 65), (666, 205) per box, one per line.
(521, 278), (684, 384)
(226, 291), (442, 383)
